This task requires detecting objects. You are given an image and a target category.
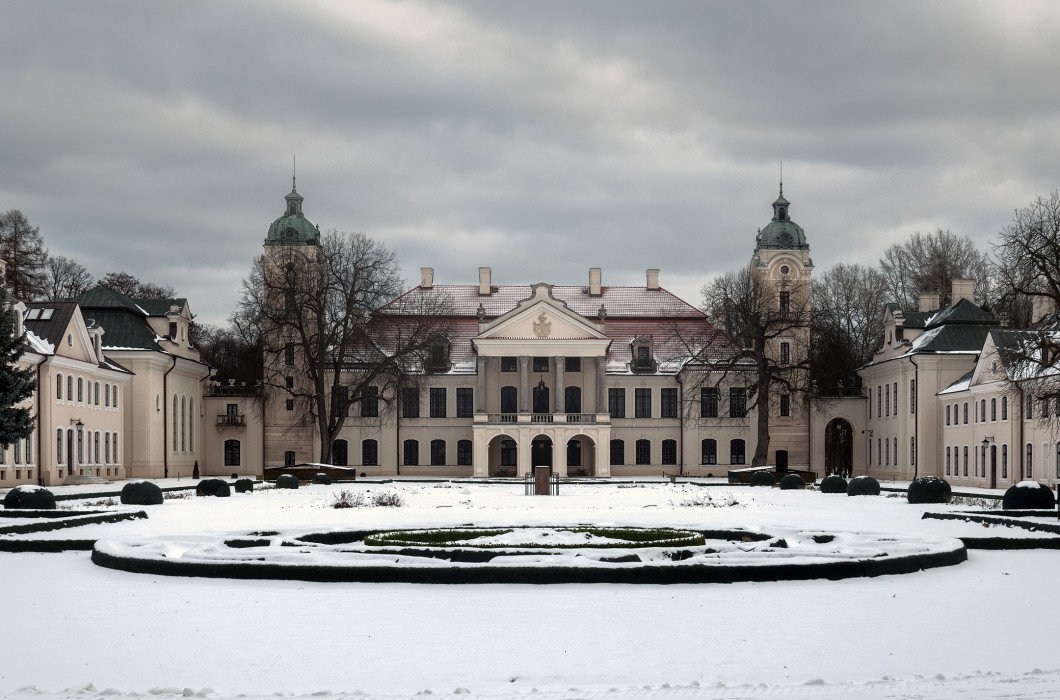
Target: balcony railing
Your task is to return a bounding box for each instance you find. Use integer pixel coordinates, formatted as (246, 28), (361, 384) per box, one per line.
(482, 413), (601, 425)
(217, 414), (246, 427)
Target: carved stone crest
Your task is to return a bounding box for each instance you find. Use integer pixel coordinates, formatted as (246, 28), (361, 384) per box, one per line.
(533, 312), (552, 338)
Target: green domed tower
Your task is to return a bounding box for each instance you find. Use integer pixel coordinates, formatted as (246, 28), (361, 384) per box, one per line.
(265, 177), (320, 247)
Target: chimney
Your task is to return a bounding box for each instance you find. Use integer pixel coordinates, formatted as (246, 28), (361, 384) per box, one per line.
(478, 267), (492, 296)
(918, 291), (940, 312)
(951, 278), (974, 305)
(420, 267), (434, 289)
(646, 268), (660, 290)
(1032, 295), (1057, 325)
(589, 268), (602, 296)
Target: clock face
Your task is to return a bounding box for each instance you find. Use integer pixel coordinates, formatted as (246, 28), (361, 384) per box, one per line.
(779, 232), (792, 245)
(283, 228), (296, 240)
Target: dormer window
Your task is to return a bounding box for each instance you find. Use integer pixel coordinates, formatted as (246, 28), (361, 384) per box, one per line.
(631, 337), (655, 373)
(427, 338), (451, 372)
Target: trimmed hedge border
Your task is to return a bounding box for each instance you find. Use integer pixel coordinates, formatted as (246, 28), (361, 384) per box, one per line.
(0, 510), (148, 536)
(90, 528), (968, 585)
(921, 510), (1060, 549)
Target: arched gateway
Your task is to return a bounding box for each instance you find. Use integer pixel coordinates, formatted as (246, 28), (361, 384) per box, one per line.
(824, 418), (853, 477)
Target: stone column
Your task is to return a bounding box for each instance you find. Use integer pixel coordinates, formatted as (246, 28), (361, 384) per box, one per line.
(596, 357), (607, 412)
(554, 356), (565, 413)
(519, 356), (529, 413)
(476, 357), (487, 413)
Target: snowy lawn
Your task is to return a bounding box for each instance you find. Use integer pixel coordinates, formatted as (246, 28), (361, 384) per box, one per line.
(2, 478), (1059, 700)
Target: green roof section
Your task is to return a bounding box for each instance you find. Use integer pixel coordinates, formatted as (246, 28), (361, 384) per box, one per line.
(755, 187), (809, 252)
(265, 178), (321, 247)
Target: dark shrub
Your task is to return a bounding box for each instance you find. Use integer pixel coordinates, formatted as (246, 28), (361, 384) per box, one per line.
(749, 471), (776, 487)
(230, 473), (238, 480)
(196, 479), (231, 497)
(907, 476), (952, 504)
(820, 475), (847, 494)
(234, 478), (254, 493)
(778, 473), (805, 490)
(847, 475), (881, 496)
(276, 474), (299, 489)
(1002, 481), (1056, 510)
(3, 486), (56, 510)
(313, 473), (332, 485)
(120, 481), (164, 506)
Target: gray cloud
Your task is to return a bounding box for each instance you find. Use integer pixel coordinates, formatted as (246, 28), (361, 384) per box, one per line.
(1, 0), (1057, 324)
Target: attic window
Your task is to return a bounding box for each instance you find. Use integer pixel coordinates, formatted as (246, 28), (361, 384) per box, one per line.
(631, 338), (655, 373)
(427, 339), (451, 372)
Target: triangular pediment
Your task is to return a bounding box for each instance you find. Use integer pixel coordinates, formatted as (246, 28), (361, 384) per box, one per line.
(473, 284), (610, 357)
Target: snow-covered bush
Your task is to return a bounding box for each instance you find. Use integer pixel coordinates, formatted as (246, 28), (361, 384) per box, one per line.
(749, 471), (776, 487)
(313, 473), (332, 485)
(332, 489), (365, 508)
(907, 476), (951, 504)
(3, 485), (56, 509)
(846, 475), (880, 497)
(120, 481), (164, 506)
(820, 475), (847, 494)
(275, 474), (299, 489)
(234, 478), (254, 493)
(677, 491), (741, 508)
(1002, 481), (1056, 510)
(778, 473), (805, 490)
(371, 490), (405, 507)
(196, 479), (231, 497)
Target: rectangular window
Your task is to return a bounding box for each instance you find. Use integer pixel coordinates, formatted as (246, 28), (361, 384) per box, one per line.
(564, 357), (581, 373)
(661, 388), (678, 418)
(634, 388), (651, 418)
(910, 380), (916, 415)
(946, 446), (951, 475)
(780, 342), (790, 366)
(910, 437), (916, 466)
(701, 439), (717, 465)
(284, 344), (295, 366)
(609, 439), (624, 465)
(661, 440), (677, 465)
(635, 439), (651, 465)
(457, 440), (472, 466)
(456, 388), (473, 418)
(1027, 395), (1034, 420)
(729, 388), (746, 418)
(700, 387), (718, 418)
(533, 356), (550, 373)
(331, 386), (349, 418)
(608, 388), (625, 418)
(1027, 444), (1033, 478)
(877, 386), (882, 418)
(401, 388), (420, 418)
(361, 386), (379, 417)
(893, 382), (898, 415)
(779, 291), (790, 315)
(501, 356), (517, 372)
(963, 446), (969, 476)
(429, 388), (447, 418)
(1002, 444), (1008, 479)
(403, 440), (419, 466)
(885, 384), (890, 417)
(779, 394), (790, 417)
(730, 439), (746, 465)
(430, 440), (446, 466)
(285, 399), (294, 411)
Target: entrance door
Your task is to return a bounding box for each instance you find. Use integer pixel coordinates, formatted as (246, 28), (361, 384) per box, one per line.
(531, 437), (553, 467)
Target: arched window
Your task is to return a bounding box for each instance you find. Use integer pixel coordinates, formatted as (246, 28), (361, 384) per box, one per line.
(701, 439), (717, 465)
(457, 439), (473, 466)
(94, 382), (100, 406)
(188, 399), (194, 452)
(224, 439), (241, 467)
(962, 402), (968, 424)
(77, 428), (84, 466)
(430, 439), (446, 466)
(1001, 396), (1008, 420)
(180, 396), (187, 452)
(56, 374), (63, 400)
(56, 429), (63, 465)
(105, 432), (111, 464)
(635, 439), (651, 465)
(990, 398), (997, 421)
(332, 439), (348, 466)
(77, 377), (83, 403)
(1056, 443), (1060, 480)
(94, 431), (100, 464)
(361, 439), (378, 466)
(661, 439), (677, 465)
(112, 433), (119, 464)
(945, 405), (951, 426)
(67, 375), (73, 401)
(730, 439), (746, 465)
(609, 439), (624, 466)
(172, 396), (178, 450)
(566, 439), (581, 467)
(946, 446), (951, 475)
(980, 399), (986, 422)
(113, 385), (119, 409)
(403, 439), (419, 466)
(1001, 444), (1008, 479)
(105, 384), (110, 407)
(1026, 443), (1033, 479)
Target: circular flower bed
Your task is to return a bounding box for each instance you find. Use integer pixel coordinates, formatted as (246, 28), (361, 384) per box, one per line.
(365, 526), (705, 549)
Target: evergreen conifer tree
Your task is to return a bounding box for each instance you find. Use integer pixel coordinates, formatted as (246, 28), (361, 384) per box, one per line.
(0, 297), (36, 446)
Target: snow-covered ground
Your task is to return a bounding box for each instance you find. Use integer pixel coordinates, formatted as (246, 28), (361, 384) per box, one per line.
(3, 478), (1059, 700)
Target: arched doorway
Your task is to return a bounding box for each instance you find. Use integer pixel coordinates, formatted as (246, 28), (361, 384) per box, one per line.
(566, 435), (597, 477)
(486, 434), (519, 477)
(824, 418), (853, 477)
(531, 436), (553, 468)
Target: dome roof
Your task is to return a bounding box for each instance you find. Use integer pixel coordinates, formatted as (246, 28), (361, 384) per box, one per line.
(265, 180), (320, 246)
(755, 190), (809, 251)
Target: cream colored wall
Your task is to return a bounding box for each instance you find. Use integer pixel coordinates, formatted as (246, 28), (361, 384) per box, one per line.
(201, 395), (264, 477)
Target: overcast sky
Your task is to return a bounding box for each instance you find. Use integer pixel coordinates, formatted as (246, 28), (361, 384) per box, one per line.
(2, 1), (1058, 326)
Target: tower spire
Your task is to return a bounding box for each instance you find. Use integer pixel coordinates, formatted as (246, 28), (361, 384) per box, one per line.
(292, 153), (297, 190)
(779, 160), (783, 197)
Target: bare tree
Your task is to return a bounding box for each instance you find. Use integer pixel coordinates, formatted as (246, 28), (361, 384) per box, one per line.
(43, 255), (94, 300)
(699, 266), (812, 468)
(0, 210), (48, 300)
(879, 228), (990, 309)
(100, 271), (175, 299)
(238, 230), (452, 464)
(191, 322), (262, 387)
(810, 263), (889, 392)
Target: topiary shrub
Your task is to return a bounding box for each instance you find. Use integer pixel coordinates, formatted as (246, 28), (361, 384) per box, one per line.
(234, 478), (254, 493)
(847, 475), (881, 497)
(275, 474), (299, 489)
(313, 473), (332, 485)
(778, 473), (805, 490)
(196, 479), (231, 497)
(907, 476), (952, 504)
(120, 481), (164, 506)
(3, 485), (56, 510)
(1002, 481), (1056, 510)
(749, 471), (776, 487)
(820, 475), (848, 494)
